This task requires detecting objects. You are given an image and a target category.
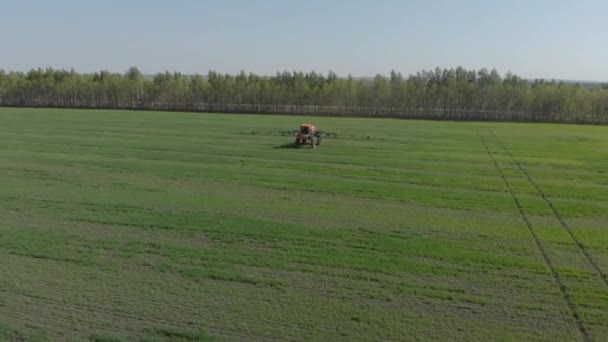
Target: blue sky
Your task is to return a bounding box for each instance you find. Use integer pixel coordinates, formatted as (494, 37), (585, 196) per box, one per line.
(1, 0), (607, 81)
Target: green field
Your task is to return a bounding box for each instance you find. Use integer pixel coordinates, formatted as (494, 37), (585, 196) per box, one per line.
(1, 108), (607, 341)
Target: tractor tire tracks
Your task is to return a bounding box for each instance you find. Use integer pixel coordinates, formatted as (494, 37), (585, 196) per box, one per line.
(478, 131), (590, 342)
(490, 130), (608, 289)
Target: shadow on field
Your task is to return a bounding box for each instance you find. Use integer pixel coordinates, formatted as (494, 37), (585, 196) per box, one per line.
(273, 143), (299, 149)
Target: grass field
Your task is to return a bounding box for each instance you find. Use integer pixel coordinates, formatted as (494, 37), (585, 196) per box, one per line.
(1, 108), (607, 341)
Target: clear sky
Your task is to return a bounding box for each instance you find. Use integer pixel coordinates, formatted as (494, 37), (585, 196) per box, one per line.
(1, 0), (607, 81)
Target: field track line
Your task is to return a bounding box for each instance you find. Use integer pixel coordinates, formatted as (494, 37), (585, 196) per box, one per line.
(489, 130), (608, 289)
(478, 131), (590, 342)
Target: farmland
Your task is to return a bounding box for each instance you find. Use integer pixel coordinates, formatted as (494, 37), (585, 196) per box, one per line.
(0, 107), (607, 341)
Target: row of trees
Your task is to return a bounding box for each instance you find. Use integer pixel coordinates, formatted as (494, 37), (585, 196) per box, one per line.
(1, 66), (607, 124)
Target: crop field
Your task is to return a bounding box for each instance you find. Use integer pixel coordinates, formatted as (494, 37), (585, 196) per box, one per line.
(0, 108), (607, 341)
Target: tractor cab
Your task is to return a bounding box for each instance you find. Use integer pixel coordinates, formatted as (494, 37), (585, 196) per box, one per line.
(299, 124), (315, 135)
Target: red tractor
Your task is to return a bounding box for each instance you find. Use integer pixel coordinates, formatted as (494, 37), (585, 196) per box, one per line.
(295, 123), (321, 148)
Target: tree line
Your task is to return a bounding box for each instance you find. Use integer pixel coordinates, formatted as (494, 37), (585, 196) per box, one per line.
(1, 66), (607, 124)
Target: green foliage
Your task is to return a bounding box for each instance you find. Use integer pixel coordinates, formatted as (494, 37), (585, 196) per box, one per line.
(0, 67), (607, 123)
